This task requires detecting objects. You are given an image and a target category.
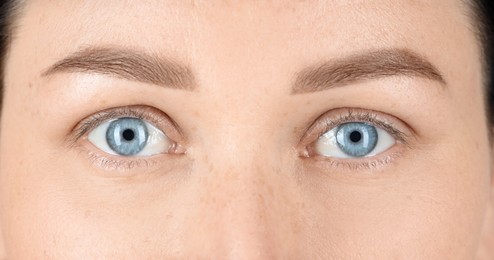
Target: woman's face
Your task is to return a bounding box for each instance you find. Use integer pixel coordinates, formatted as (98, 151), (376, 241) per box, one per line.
(0, 0), (492, 258)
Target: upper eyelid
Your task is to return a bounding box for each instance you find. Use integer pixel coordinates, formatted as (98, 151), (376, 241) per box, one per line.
(68, 106), (185, 145)
(327, 112), (407, 142)
(300, 108), (413, 149)
(70, 108), (149, 142)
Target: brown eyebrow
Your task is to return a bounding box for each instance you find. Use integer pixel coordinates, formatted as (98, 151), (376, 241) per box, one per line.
(42, 47), (196, 90)
(292, 49), (445, 94)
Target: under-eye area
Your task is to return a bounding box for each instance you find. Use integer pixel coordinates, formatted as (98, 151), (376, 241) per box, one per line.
(68, 105), (186, 171)
(299, 108), (414, 171)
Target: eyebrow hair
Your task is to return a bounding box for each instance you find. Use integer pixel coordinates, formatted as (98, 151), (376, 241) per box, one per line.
(42, 47), (196, 90)
(292, 49), (445, 94)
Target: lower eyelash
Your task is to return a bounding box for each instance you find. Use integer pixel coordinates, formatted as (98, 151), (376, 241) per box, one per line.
(85, 148), (157, 171)
(311, 152), (400, 171)
(68, 105), (187, 173)
(300, 108), (412, 172)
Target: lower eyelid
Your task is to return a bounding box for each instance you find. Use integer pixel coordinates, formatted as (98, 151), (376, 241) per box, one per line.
(75, 141), (167, 173)
(305, 143), (405, 174)
(298, 108), (413, 173)
(67, 105), (188, 174)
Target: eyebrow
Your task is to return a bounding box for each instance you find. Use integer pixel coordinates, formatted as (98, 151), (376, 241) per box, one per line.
(292, 49), (445, 94)
(42, 47), (196, 90)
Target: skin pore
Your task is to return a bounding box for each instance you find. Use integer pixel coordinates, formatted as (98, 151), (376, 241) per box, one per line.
(0, 0), (493, 258)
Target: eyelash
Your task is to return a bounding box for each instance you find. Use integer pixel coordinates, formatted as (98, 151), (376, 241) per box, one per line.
(70, 106), (411, 172)
(70, 106), (183, 171)
(73, 107), (162, 140)
(301, 108), (412, 171)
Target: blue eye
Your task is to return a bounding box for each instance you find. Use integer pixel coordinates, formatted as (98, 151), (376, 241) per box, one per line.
(88, 117), (173, 156)
(106, 118), (148, 156)
(336, 123), (378, 157)
(314, 122), (395, 158)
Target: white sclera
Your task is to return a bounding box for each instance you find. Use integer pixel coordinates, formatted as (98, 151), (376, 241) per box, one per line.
(314, 126), (396, 159)
(87, 119), (172, 156)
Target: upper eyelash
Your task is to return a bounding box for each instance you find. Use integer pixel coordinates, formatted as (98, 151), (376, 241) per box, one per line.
(68, 106), (176, 171)
(299, 109), (411, 171)
(314, 109), (408, 144)
(70, 106), (165, 143)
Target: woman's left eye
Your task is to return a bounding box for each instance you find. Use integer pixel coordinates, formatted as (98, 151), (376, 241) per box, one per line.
(88, 117), (174, 156)
(313, 122), (396, 158)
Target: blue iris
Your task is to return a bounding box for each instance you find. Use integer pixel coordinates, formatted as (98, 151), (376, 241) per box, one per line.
(336, 122), (378, 157)
(106, 118), (149, 156)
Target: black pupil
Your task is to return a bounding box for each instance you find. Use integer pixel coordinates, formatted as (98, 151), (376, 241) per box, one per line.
(122, 129), (135, 141)
(349, 131), (362, 143)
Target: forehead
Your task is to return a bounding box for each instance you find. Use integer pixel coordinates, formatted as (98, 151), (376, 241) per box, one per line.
(16, 0), (471, 49)
(9, 0), (479, 93)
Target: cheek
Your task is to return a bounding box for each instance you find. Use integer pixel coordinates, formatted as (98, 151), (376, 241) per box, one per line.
(299, 126), (491, 258)
(301, 165), (490, 259)
(0, 91), (159, 257)
(0, 92), (76, 256)
(0, 124), (183, 258)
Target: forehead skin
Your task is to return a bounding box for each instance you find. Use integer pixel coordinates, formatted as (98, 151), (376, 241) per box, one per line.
(0, 0), (491, 259)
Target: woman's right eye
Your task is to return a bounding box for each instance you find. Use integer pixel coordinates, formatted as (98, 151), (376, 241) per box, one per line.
(87, 117), (175, 156)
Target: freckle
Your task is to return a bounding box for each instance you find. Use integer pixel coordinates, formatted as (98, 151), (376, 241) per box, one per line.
(267, 185), (274, 197)
(84, 209), (91, 218)
(292, 126), (301, 135)
(223, 170), (231, 181)
(208, 162), (214, 173)
(257, 193), (265, 206)
(28, 82), (33, 89)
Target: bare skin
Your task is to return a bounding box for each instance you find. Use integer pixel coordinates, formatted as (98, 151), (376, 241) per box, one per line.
(0, 0), (493, 258)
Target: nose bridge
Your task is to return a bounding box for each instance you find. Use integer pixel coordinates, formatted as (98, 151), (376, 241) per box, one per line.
(220, 164), (278, 258)
(185, 86), (295, 256)
(190, 138), (292, 258)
